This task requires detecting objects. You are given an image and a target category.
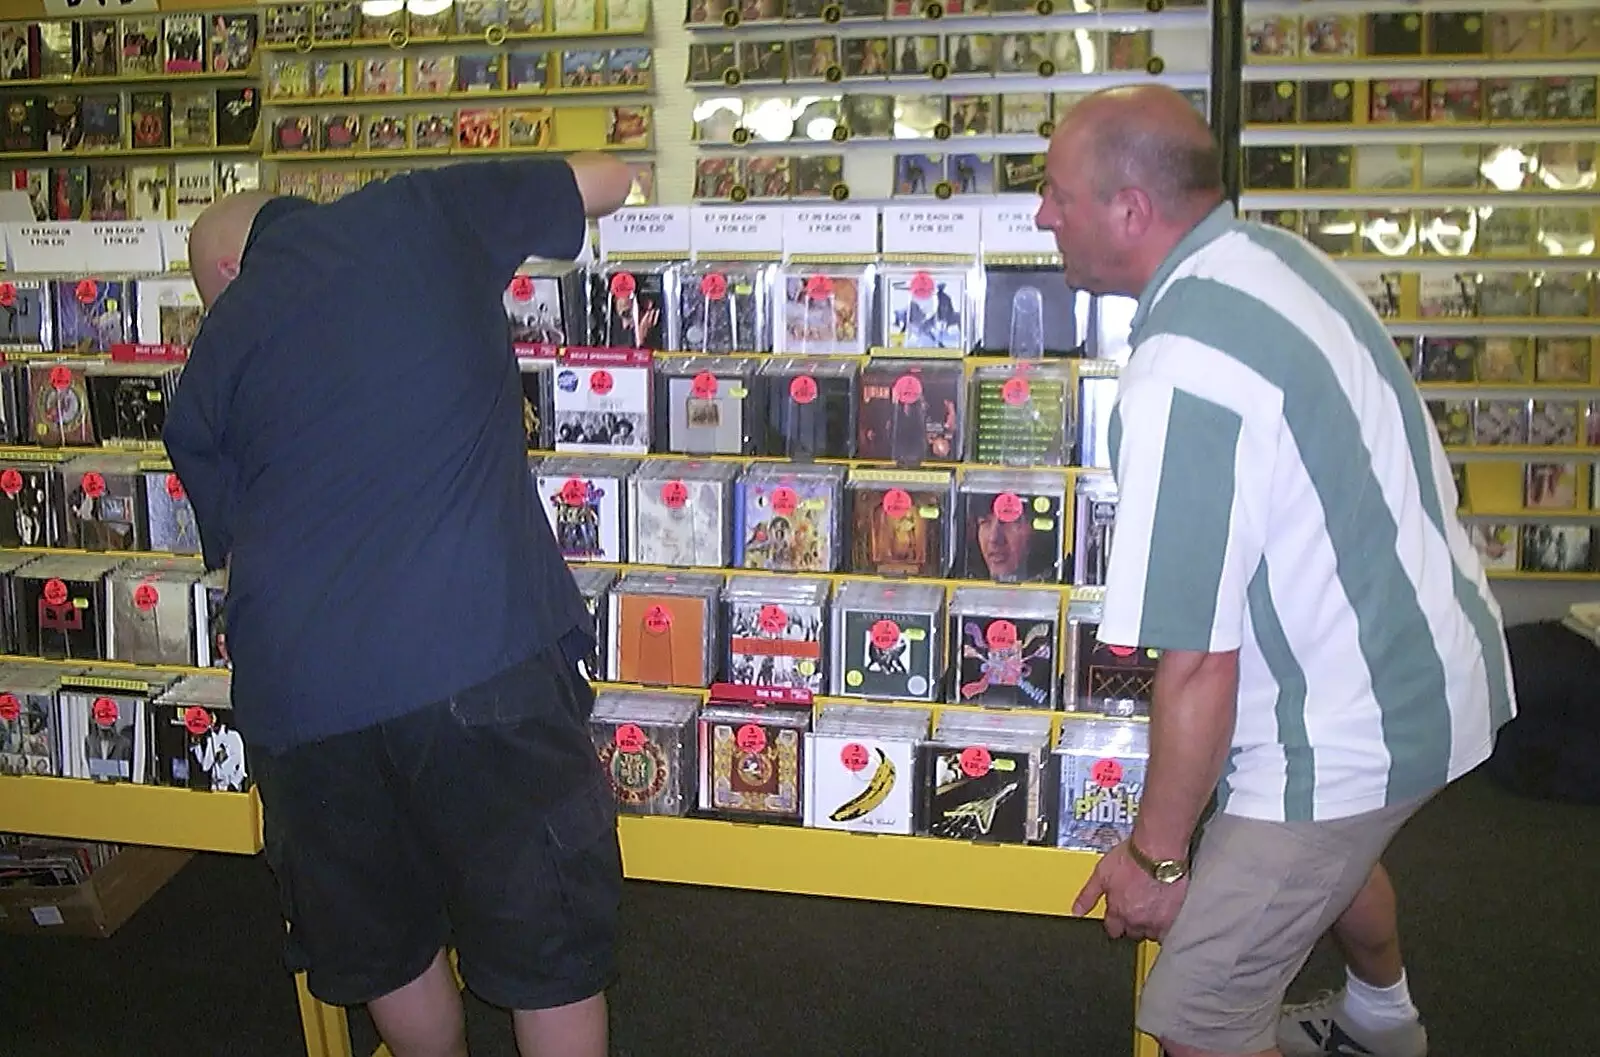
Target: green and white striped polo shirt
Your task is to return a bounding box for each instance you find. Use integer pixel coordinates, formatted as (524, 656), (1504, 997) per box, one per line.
(1099, 202), (1517, 823)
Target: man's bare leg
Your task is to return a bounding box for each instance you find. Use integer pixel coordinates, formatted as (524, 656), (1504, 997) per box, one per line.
(367, 949), (468, 1057)
(1333, 863), (1404, 987)
(512, 992), (608, 1057)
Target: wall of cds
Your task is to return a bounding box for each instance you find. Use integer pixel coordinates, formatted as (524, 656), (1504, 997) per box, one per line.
(680, 0), (1215, 202)
(0, 10), (264, 222)
(254, 0), (660, 203)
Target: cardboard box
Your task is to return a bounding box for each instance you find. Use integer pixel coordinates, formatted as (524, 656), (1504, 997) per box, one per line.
(0, 845), (192, 938)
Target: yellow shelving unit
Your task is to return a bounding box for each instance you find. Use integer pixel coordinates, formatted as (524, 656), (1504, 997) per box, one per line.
(0, 775), (261, 854)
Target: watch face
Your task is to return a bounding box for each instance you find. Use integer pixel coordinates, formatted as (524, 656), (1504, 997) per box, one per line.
(1155, 861), (1186, 884)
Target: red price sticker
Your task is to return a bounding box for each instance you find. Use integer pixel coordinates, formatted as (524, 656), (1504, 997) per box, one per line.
(959, 745), (992, 778)
(75, 279), (98, 304)
(1092, 757), (1124, 788)
(643, 604), (672, 635)
(788, 375), (817, 405)
(660, 480), (688, 509)
(49, 365), (73, 391)
(870, 619), (901, 650)
(0, 283), (14, 308)
(509, 275), (534, 302)
(1108, 645), (1137, 658)
(92, 697), (119, 728)
(757, 604), (787, 635)
(771, 486), (798, 517)
(559, 477), (589, 506)
(0, 693), (19, 722)
(610, 271), (636, 299)
(81, 472), (106, 499)
(986, 620), (1018, 651)
(892, 374), (923, 405)
(909, 270), (935, 299)
(0, 469), (22, 498)
(840, 742), (870, 772)
(165, 474), (186, 501)
(132, 583), (160, 611)
(881, 488), (913, 519)
(992, 492), (1023, 523)
(615, 723), (647, 753)
(589, 369), (614, 396)
(735, 723), (767, 752)
(1001, 376), (1031, 406)
(699, 272), (728, 301)
(690, 371), (719, 400)
(805, 274), (834, 300)
(42, 578), (68, 606)
(183, 706), (213, 735)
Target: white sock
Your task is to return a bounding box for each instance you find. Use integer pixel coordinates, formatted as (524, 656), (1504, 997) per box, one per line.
(1341, 967), (1420, 1032)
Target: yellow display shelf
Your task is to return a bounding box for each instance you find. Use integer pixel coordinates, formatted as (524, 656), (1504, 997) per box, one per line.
(266, 84), (652, 107)
(261, 26), (651, 53)
(0, 65), (259, 88)
(618, 813), (1102, 918)
(0, 144), (257, 162)
(0, 774), (261, 855)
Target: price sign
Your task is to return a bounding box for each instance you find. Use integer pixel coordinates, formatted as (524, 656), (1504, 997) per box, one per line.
(690, 206), (783, 255)
(159, 220), (193, 269)
(133, 583), (159, 611)
(165, 474), (186, 501)
(985, 620), (1018, 651)
(690, 371), (719, 400)
(86, 221), (163, 272)
(559, 478), (589, 506)
(757, 604), (787, 634)
(771, 486), (798, 516)
(615, 723), (647, 753)
(992, 492), (1023, 523)
(959, 745), (992, 778)
(589, 369), (615, 396)
(643, 604), (673, 634)
(980, 202), (1058, 256)
(0, 693), (19, 722)
(660, 480), (688, 509)
(870, 619), (901, 650)
(184, 706), (213, 735)
(0, 469), (22, 497)
(1002, 376), (1031, 406)
(892, 374), (923, 405)
(788, 375), (817, 405)
(42, 578), (69, 606)
(840, 742), (870, 772)
(699, 271), (728, 300)
(92, 697), (119, 728)
(781, 205), (879, 257)
(882, 488), (913, 518)
(4, 223), (90, 273)
(735, 723), (767, 752)
(81, 471), (106, 498)
(509, 275), (534, 301)
(881, 205), (979, 255)
(598, 207), (692, 258)
(1092, 758), (1124, 788)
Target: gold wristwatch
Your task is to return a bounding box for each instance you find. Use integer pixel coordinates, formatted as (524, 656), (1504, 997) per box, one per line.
(1127, 839), (1188, 884)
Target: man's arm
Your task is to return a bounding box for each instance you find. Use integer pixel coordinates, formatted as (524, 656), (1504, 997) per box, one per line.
(406, 154), (633, 277)
(162, 311), (244, 572)
(1132, 649), (1239, 863)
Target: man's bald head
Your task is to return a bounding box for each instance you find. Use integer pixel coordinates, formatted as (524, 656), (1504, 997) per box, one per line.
(1034, 85), (1225, 297)
(188, 190), (280, 307)
(1057, 85), (1222, 219)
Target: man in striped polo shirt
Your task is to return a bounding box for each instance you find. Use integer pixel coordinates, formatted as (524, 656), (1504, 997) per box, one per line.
(1045, 86), (1516, 1057)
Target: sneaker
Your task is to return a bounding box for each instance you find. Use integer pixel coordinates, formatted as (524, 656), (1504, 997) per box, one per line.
(1278, 990), (1429, 1057)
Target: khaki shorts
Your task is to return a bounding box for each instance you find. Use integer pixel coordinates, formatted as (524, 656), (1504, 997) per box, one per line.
(1136, 794), (1432, 1053)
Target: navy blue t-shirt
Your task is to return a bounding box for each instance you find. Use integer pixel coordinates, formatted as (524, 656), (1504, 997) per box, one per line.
(164, 160), (594, 751)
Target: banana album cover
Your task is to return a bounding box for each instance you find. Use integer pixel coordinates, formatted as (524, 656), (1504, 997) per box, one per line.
(806, 734), (918, 834)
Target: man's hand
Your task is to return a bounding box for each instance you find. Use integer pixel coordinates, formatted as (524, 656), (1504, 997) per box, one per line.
(1072, 842), (1188, 941)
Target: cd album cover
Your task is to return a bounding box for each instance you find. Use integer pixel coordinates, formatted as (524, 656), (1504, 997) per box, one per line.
(776, 268), (867, 356)
(918, 744), (1032, 843)
(1, 464), (65, 547)
(725, 597), (826, 694)
(504, 275), (569, 346)
(951, 613), (1057, 709)
(590, 267), (668, 349)
(847, 473), (951, 578)
(957, 487), (1065, 583)
(552, 355), (651, 454)
(537, 470), (625, 561)
(980, 266), (1080, 357)
(735, 470), (843, 572)
(836, 607), (939, 701)
(754, 361), (857, 459)
(1068, 620), (1157, 716)
(882, 269), (967, 351)
(857, 360), (964, 464)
